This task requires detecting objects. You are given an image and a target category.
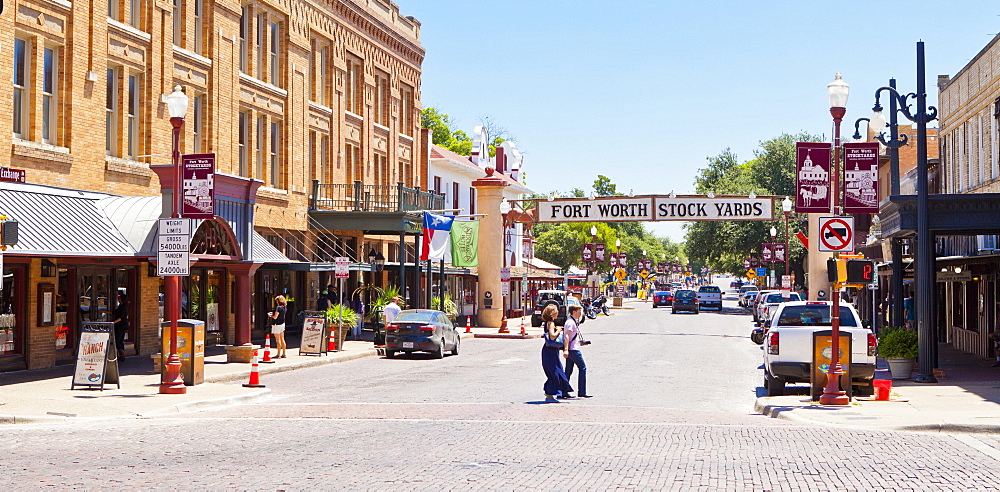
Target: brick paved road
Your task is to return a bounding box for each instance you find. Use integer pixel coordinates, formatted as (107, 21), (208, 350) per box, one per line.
(3, 296), (999, 489)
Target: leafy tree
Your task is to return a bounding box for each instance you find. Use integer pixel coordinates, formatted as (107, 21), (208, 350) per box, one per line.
(421, 107), (477, 156)
(593, 175), (621, 196)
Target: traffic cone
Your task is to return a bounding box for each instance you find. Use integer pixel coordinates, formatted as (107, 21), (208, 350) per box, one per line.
(328, 329), (337, 352)
(261, 334), (274, 363)
(465, 317), (471, 333)
(520, 315), (526, 336)
(242, 350), (266, 388)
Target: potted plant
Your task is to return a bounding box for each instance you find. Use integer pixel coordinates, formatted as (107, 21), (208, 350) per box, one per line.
(325, 304), (359, 350)
(878, 327), (918, 380)
(431, 294), (459, 320)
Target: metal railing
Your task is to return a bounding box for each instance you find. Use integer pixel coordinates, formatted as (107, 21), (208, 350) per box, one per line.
(311, 180), (444, 213)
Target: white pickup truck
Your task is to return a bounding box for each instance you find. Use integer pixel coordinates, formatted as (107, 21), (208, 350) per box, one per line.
(762, 301), (877, 397)
(696, 285), (723, 310)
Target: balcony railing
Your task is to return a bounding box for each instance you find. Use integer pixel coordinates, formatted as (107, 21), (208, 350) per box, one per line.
(311, 180), (444, 213)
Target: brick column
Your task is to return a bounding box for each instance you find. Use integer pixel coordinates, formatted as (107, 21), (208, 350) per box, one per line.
(229, 263), (261, 346)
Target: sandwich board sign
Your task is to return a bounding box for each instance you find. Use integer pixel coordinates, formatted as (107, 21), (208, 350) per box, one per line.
(71, 322), (120, 390)
(298, 311), (328, 356)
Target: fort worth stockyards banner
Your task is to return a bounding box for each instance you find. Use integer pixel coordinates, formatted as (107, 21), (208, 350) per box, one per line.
(795, 142), (832, 213)
(843, 142), (880, 214)
(535, 196), (774, 223)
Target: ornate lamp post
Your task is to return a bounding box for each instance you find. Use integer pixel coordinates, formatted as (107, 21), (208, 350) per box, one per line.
(820, 72), (850, 406)
(590, 225), (598, 298)
(868, 42), (938, 383)
(769, 226), (778, 288)
(160, 86), (189, 394)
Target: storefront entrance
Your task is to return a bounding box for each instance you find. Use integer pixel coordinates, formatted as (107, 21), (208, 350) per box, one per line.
(185, 268), (228, 346)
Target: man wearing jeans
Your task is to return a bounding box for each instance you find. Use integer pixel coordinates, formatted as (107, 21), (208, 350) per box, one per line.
(562, 305), (591, 398)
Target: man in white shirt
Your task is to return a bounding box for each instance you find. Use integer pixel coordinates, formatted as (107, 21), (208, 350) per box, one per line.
(378, 296), (402, 346)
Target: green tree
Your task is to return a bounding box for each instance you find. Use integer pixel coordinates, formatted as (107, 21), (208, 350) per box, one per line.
(593, 175), (621, 196)
(421, 107), (478, 156)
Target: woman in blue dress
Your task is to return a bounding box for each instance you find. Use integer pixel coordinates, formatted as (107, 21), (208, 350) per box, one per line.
(540, 304), (573, 401)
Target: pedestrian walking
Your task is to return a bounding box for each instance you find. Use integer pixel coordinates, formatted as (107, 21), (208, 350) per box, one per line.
(989, 329), (1000, 367)
(380, 296), (402, 346)
(268, 295), (288, 358)
(903, 295), (915, 330)
(111, 293), (129, 357)
(540, 304), (573, 402)
(563, 305), (591, 398)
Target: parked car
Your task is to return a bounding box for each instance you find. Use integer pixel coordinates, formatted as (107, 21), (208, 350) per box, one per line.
(762, 301), (877, 397)
(672, 289), (699, 314)
(531, 290), (569, 327)
(756, 292), (803, 326)
(749, 290), (779, 320)
(730, 279), (744, 290)
(739, 291), (759, 308)
(696, 285), (723, 310)
(384, 309), (461, 359)
(652, 291), (673, 308)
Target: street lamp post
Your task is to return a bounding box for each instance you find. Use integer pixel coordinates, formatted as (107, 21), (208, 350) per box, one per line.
(820, 73), (850, 405)
(160, 86), (189, 395)
(856, 79), (906, 330)
(769, 226), (777, 289)
(590, 225), (598, 298)
(868, 42), (938, 383)
(782, 197), (792, 280)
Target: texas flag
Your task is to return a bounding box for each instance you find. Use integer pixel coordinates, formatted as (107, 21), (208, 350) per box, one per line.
(421, 212), (455, 261)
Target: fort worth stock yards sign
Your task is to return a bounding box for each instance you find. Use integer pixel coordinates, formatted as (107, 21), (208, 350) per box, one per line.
(535, 195), (775, 223)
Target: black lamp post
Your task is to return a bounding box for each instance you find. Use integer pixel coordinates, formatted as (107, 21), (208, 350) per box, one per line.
(855, 79), (907, 331)
(867, 42), (938, 383)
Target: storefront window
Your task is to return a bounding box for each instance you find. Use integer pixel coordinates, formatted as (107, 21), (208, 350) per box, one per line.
(0, 267), (18, 355)
(55, 268), (71, 350)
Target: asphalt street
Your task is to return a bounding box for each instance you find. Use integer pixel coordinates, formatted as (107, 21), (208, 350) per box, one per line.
(3, 285), (1000, 489)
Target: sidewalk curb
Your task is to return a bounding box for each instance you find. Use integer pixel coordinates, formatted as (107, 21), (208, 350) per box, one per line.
(474, 333), (539, 339)
(205, 349), (381, 384)
(754, 398), (1000, 435)
(139, 389), (273, 417)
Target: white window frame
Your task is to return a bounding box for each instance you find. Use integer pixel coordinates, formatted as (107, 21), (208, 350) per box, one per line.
(193, 0), (203, 53)
(129, 0), (141, 28)
(172, 0), (182, 46)
(239, 7), (248, 73)
(127, 73), (141, 159)
(12, 37), (30, 139)
(106, 68), (118, 155)
(238, 111), (248, 176)
(41, 46), (58, 145)
(256, 13), (265, 80)
(269, 21), (279, 86)
(270, 120), (280, 187)
(192, 94), (204, 153)
(255, 115), (265, 180)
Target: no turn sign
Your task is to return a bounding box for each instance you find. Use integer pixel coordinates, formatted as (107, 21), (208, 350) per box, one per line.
(819, 216), (854, 252)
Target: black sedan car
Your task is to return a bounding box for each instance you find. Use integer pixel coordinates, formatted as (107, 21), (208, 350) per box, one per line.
(672, 289), (700, 314)
(384, 310), (460, 359)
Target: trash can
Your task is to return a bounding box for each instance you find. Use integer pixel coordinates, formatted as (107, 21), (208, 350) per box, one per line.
(873, 379), (892, 401)
(160, 319), (205, 386)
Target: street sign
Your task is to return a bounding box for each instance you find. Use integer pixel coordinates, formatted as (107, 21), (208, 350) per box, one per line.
(334, 257), (350, 279)
(819, 216), (855, 252)
(781, 275), (791, 289)
(500, 267), (510, 282)
(157, 218), (190, 276)
(181, 153), (215, 219)
(743, 258), (751, 269)
(756, 267), (766, 277)
(614, 268), (627, 281)
(0, 166), (26, 183)
(501, 281), (510, 296)
(746, 270), (757, 279)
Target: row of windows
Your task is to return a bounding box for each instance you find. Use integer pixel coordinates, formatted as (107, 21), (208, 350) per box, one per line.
(13, 38), (58, 145)
(945, 106), (1000, 193)
(431, 176), (477, 214)
(236, 111), (284, 188)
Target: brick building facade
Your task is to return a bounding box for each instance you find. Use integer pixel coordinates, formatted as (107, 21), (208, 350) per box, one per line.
(0, 0), (426, 372)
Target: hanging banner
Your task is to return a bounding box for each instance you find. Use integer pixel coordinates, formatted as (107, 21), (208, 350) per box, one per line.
(774, 243), (786, 262)
(594, 243), (606, 263)
(581, 243), (594, 263)
(181, 153), (215, 219)
(761, 243), (774, 262)
(843, 142), (880, 213)
(71, 322), (120, 390)
(795, 142), (832, 213)
(450, 220), (479, 267)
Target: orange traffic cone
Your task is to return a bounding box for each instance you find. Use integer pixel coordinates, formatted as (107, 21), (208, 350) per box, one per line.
(328, 329), (337, 352)
(242, 349), (266, 388)
(520, 315), (526, 336)
(261, 334), (275, 363)
(465, 317), (471, 333)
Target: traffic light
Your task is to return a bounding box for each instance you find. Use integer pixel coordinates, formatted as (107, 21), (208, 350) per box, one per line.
(826, 259), (846, 283)
(0, 219), (18, 247)
(846, 259), (875, 283)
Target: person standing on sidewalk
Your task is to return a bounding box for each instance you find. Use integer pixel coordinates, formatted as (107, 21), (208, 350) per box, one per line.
(540, 304), (573, 401)
(268, 295), (288, 358)
(562, 305), (591, 398)
(111, 293), (129, 358)
(380, 296), (402, 346)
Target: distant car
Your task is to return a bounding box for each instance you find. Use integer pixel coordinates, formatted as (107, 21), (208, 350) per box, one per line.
(531, 290), (569, 327)
(756, 292), (803, 326)
(740, 291), (759, 308)
(652, 291), (673, 308)
(750, 290), (780, 322)
(672, 289), (699, 314)
(384, 309), (460, 359)
(697, 285), (723, 310)
(730, 280), (743, 289)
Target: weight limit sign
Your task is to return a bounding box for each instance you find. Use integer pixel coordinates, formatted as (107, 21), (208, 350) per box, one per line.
(819, 216), (854, 253)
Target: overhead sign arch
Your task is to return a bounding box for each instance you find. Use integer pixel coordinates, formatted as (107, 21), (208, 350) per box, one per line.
(532, 195), (776, 223)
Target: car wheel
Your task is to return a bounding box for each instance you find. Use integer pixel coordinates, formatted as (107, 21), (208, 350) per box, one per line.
(652, 305), (657, 309)
(765, 372), (785, 396)
(671, 309), (676, 314)
(451, 336), (460, 356)
(531, 316), (542, 327)
(434, 339), (445, 359)
(856, 379), (875, 397)
(385, 350), (395, 359)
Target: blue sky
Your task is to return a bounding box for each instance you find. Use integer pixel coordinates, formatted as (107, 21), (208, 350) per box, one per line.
(412, 1), (1000, 241)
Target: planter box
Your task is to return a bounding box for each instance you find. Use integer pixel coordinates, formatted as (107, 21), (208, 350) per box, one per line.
(886, 357), (915, 380)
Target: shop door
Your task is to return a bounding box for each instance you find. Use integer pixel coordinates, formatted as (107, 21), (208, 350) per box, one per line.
(0, 266), (26, 362)
(78, 269), (113, 322)
(185, 269), (227, 345)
